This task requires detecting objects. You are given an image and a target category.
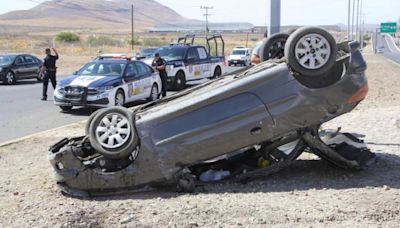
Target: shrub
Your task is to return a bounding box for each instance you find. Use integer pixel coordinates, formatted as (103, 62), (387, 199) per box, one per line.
(56, 32), (80, 43)
(87, 35), (121, 46)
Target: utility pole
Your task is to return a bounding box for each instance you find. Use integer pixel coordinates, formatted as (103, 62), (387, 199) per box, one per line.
(200, 6), (213, 36)
(351, 0), (355, 40)
(131, 4), (134, 51)
(270, 0), (281, 35)
(355, 0), (360, 43)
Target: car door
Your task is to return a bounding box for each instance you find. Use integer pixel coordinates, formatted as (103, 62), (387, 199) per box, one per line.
(196, 47), (213, 78)
(124, 62), (143, 102)
(12, 56), (28, 79)
(23, 55), (40, 78)
(134, 61), (153, 97)
(185, 47), (201, 80)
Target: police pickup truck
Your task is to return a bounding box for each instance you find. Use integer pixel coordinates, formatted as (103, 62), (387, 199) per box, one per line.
(145, 35), (226, 90)
(54, 55), (161, 112)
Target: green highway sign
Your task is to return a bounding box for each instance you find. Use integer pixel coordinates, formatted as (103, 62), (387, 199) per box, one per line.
(380, 22), (397, 33)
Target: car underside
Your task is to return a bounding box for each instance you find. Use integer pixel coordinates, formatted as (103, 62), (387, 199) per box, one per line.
(48, 27), (376, 197)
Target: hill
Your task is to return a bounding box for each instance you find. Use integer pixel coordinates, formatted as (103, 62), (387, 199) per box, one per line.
(0, 0), (190, 33)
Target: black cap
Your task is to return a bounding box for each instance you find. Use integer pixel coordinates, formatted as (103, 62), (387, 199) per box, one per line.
(154, 53), (160, 57)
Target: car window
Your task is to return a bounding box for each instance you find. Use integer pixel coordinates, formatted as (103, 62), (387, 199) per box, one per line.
(0, 55), (16, 65)
(187, 48), (198, 60)
(126, 63), (139, 76)
(79, 62), (126, 76)
(15, 56), (25, 65)
(135, 62), (150, 75)
(197, 48), (208, 60)
(24, 55), (35, 64)
(156, 47), (187, 61)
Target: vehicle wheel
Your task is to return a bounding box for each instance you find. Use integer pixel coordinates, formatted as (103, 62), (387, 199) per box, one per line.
(59, 106), (73, 112)
(173, 71), (186, 91)
(4, 71), (16, 85)
(36, 72), (43, 82)
(147, 83), (159, 102)
(88, 107), (138, 159)
(115, 89), (125, 106)
(211, 66), (222, 79)
(85, 108), (103, 135)
(259, 33), (289, 62)
(285, 27), (337, 77)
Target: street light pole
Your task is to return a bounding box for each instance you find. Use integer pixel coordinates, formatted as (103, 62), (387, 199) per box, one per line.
(348, 0), (351, 40)
(131, 4), (134, 51)
(270, 0), (281, 35)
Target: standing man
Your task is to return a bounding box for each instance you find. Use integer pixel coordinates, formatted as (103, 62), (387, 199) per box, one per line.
(40, 48), (59, 101)
(152, 53), (167, 98)
(250, 31), (268, 65)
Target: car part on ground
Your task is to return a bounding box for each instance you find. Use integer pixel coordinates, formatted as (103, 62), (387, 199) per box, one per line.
(48, 27), (372, 197)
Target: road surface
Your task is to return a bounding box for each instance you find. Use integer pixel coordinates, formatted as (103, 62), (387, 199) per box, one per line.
(375, 33), (400, 64)
(0, 66), (240, 143)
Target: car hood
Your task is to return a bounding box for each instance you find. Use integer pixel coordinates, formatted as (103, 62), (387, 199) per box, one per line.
(59, 75), (123, 88)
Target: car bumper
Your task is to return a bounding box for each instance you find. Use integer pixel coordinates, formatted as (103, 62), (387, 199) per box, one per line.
(228, 60), (247, 65)
(54, 89), (111, 108)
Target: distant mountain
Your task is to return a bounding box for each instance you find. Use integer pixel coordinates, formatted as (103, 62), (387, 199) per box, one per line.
(0, 0), (191, 32)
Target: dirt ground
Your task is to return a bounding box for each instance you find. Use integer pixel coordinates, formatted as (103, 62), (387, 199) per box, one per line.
(1, 49), (400, 227)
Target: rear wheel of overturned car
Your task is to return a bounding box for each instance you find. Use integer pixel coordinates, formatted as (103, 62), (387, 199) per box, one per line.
(88, 107), (138, 159)
(260, 32), (289, 61)
(173, 71), (186, 91)
(285, 26), (337, 77)
(115, 89), (125, 106)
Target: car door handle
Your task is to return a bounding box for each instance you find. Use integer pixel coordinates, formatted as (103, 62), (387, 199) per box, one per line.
(250, 127), (262, 136)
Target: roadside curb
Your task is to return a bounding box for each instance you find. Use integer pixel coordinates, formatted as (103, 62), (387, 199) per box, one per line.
(0, 120), (86, 148)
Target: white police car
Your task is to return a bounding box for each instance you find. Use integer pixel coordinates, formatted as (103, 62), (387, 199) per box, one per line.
(54, 56), (162, 112)
(145, 44), (225, 91)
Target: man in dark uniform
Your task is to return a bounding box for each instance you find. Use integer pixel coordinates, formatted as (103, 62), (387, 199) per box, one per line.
(40, 47), (59, 101)
(152, 53), (167, 97)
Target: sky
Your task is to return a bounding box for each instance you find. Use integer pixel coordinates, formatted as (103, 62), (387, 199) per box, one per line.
(0, 0), (399, 26)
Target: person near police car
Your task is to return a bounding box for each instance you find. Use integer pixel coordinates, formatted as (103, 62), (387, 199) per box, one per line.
(40, 47), (59, 101)
(152, 53), (167, 97)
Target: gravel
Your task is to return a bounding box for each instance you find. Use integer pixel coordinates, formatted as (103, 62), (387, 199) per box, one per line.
(0, 50), (400, 227)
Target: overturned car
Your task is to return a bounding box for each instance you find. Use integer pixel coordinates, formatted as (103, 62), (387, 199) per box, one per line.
(49, 27), (375, 197)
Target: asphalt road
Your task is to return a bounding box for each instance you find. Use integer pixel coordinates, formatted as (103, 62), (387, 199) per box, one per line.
(375, 33), (400, 64)
(0, 66), (241, 143)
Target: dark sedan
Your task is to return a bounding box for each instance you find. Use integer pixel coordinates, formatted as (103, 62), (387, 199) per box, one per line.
(0, 54), (43, 85)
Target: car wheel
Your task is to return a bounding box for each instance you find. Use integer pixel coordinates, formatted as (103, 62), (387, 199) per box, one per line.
(115, 89), (125, 106)
(285, 27), (337, 77)
(88, 107), (138, 159)
(59, 106), (73, 112)
(147, 83), (159, 102)
(260, 33), (289, 61)
(173, 71), (186, 91)
(211, 66), (222, 79)
(36, 72), (43, 82)
(4, 71), (16, 85)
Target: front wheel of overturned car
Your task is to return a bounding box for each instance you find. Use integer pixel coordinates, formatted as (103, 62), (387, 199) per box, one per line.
(260, 32), (289, 61)
(285, 27), (337, 77)
(88, 107), (138, 159)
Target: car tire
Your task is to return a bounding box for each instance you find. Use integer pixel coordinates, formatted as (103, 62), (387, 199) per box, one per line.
(147, 83), (159, 102)
(88, 107), (138, 159)
(211, 66), (222, 79)
(59, 106), (73, 112)
(85, 108), (103, 135)
(259, 33), (289, 61)
(115, 89), (125, 106)
(173, 71), (186, 91)
(4, 71), (16, 85)
(285, 27), (337, 77)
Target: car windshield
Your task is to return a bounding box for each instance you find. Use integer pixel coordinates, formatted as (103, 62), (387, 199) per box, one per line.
(141, 48), (157, 55)
(78, 61), (126, 76)
(156, 47), (187, 61)
(231, 50), (246, 55)
(0, 55), (16, 65)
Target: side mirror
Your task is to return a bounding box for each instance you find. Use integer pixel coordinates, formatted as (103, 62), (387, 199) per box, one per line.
(187, 57), (196, 63)
(125, 72), (136, 78)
